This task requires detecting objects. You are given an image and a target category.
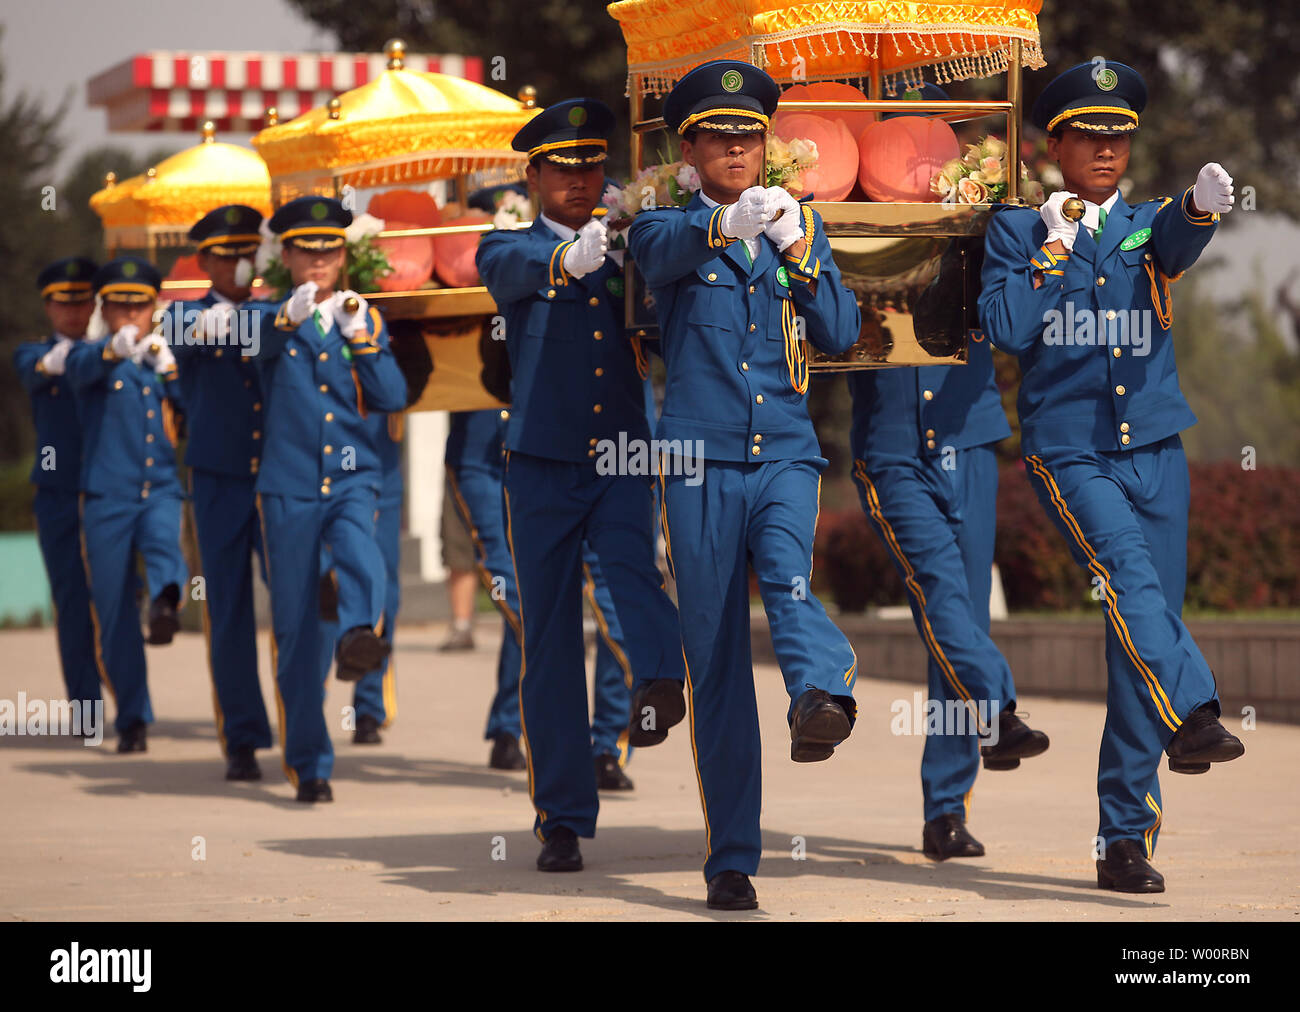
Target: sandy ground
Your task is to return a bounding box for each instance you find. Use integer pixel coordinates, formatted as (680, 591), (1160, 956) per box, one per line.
(1, 622), (1296, 922)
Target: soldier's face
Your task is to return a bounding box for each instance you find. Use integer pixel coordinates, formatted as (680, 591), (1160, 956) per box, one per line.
(199, 251), (254, 302)
(526, 161), (604, 229)
(44, 299), (94, 339)
(681, 130), (764, 202)
(102, 300), (156, 334)
(282, 243), (346, 294)
(1049, 128), (1130, 200)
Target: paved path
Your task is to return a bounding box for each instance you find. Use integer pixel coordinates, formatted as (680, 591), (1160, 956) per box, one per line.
(1, 624), (1295, 921)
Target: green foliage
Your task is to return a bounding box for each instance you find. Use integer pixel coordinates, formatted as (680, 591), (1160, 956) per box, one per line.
(0, 456), (36, 532)
(259, 236), (393, 300)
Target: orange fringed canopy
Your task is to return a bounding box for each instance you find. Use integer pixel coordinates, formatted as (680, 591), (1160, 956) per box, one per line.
(252, 41), (538, 193)
(607, 0), (1044, 95)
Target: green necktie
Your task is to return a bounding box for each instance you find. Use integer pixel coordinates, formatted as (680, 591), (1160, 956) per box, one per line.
(1096, 206), (1108, 238)
(312, 308), (326, 340)
(741, 238), (754, 266)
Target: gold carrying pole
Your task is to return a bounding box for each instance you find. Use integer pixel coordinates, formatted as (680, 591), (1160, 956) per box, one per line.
(1006, 38), (1022, 201)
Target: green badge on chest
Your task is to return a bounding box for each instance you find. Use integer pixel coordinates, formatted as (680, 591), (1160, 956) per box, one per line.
(776, 265), (790, 288)
(1120, 228), (1152, 251)
(341, 344), (353, 362)
(606, 276), (625, 298)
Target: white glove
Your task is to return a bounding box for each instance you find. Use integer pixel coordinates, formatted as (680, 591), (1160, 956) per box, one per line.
(1040, 190), (1080, 249)
(561, 219), (609, 279)
(334, 291), (370, 339)
(148, 341), (177, 374)
(39, 338), (74, 376)
(720, 186), (768, 241)
(763, 186), (805, 251)
(1192, 162), (1234, 215)
(110, 325), (139, 360)
(201, 301), (235, 340)
(286, 280), (319, 325)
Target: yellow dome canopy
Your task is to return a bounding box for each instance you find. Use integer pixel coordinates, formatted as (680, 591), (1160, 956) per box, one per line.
(252, 39), (540, 193)
(607, 0), (1045, 95)
(89, 170), (150, 230)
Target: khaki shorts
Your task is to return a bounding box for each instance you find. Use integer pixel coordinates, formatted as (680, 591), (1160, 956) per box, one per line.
(440, 468), (476, 573)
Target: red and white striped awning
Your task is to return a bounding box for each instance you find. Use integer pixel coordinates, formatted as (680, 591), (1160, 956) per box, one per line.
(88, 50), (486, 133)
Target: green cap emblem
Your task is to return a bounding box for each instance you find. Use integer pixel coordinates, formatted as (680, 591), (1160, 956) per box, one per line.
(310, 201), (328, 220)
(721, 69), (743, 93)
(224, 207), (241, 224)
(569, 106), (587, 127)
(122, 261), (138, 278)
(1096, 68), (1118, 92)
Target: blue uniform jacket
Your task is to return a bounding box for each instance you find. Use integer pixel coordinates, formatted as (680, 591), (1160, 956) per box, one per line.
(477, 218), (650, 464)
(848, 335), (1010, 458)
(628, 192), (860, 462)
(14, 337), (85, 491)
(66, 335), (184, 500)
(978, 187), (1217, 453)
(371, 410), (404, 505)
(252, 299), (408, 499)
(166, 291), (264, 478)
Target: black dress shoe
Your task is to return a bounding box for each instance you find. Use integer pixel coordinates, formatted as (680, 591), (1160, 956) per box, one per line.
(594, 753), (634, 791)
(707, 871), (758, 911)
(353, 714), (383, 745)
(489, 733), (527, 770)
(922, 813), (985, 860)
(146, 585), (180, 645)
(980, 706), (1050, 771)
(296, 778), (333, 803)
(627, 678), (686, 747)
(1097, 838), (1165, 893)
(537, 826), (583, 872)
(789, 688), (852, 762)
(1165, 703), (1245, 774)
(225, 745), (261, 781)
(115, 721), (147, 753)
(335, 626), (391, 682)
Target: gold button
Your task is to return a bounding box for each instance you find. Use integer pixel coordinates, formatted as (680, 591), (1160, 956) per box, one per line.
(749, 285), (756, 294)
(588, 449), (596, 458)
(319, 351), (328, 361)
(749, 324), (756, 332)
(753, 434), (762, 443)
(323, 445), (333, 454)
(925, 429), (935, 438)
(1113, 348), (1122, 358)
(588, 297), (599, 307)
(707, 273), (717, 281)
(145, 457), (153, 466)
(319, 384), (328, 393)
(1121, 434), (1131, 445)
(322, 476), (331, 485)
(1097, 276), (1106, 286)
(114, 380), (123, 390)
(141, 489), (149, 499)
(500, 410), (510, 421)
(250, 459), (259, 473)
(593, 330), (603, 340)
(755, 394), (764, 404)
(214, 349), (223, 358)
(589, 438), (597, 446)
(1115, 385), (1126, 396)
(593, 404), (602, 413)
(146, 434), (154, 443)
(147, 409), (155, 419)
(923, 390), (934, 401)
(142, 386), (151, 395)
(1106, 310), (1117, 321)
(741, 362), (749, 371)
(289, 348), (298, 357)
(751, 446), (761, 455)
(50, 385), (58, 396)
(321, 485), (331, 495)
(325, 412), (334, 421)
(253, 402), (261, 411)
(547, 289), (556, 298)
(1145, 253), (1152, 261)
(253, 430), (261, 439)
(1120, 422), (1130, 433)
(927, 439), (936, 449)
(594, 367), (604, 377)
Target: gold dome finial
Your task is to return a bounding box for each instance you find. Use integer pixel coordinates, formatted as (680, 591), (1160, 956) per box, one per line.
(104, 171), (117, 188)
(201, 120), (216, 143)
(265, 106), (279, 127)
(518, 85), (538, 108)
(327, 97), (342, 120)
(146, 166), (157, 179)
(385, 39), (406, 71)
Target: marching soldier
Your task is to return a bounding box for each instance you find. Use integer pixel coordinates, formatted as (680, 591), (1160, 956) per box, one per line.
(66, 257), (188, 752)
(253, 195), (407, 801)
(847, 91), (1049, 860)
(628, 60), (862, 910)
(476, 98), (685, 873)
(14, 257), (101, 719)
(166, 205), (273, 781)
(979, 60), (1244, 892)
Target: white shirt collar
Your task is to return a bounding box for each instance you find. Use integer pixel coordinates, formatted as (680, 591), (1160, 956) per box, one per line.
(539, 213), (577, 242)
(1084, 190), (1121, 235)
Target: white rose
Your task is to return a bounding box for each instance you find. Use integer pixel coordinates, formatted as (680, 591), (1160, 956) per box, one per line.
(345, 213), (384, 244)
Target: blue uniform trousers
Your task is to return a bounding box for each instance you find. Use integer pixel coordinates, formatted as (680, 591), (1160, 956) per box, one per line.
(80, 492), (188, 732)
(190, 469), (272, 755)
(583, 550), (634, 764)
(257, 484), (385, 785)
(851, 445), (1016, 822)
(350, 493), (401, 725)
(502, 451), (683, 840)
(1023, 435), (1217, 855)
(661, 457), (857, 880)
(34, 488), (100, 707)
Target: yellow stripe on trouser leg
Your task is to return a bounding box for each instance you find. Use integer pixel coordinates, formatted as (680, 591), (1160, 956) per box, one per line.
(256, 492), (296, 788)
(77, 493), (116, 705)
(1143, 793), (1162, 858)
